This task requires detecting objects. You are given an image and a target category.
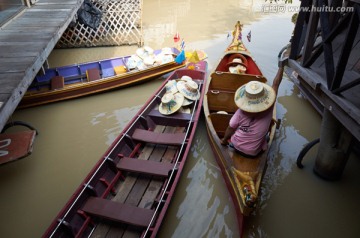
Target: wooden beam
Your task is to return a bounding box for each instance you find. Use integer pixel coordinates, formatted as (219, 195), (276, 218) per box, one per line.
(290, 0), (312, 60)
(331, 6), (360, 90)
(332, 77), (360, 94)
(318, 0), (335, 89)
(302, 1), (319, 66)
(303, 12), (352, 67)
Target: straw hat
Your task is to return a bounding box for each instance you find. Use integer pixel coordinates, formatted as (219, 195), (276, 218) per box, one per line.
(177, 80), (200, 100)
(179, 107), (191, 114)
(165, 80), (178, 94)
(159, 92), (184, 115)
(136, 46), (155, 65)
(228, 53), (248, 67)
(179, 75), (193, 82)
(161, 47), (174, 55)
(227, 58), (247, 74)
(182, 97), (193, 106)
(234, 81), (276, 113)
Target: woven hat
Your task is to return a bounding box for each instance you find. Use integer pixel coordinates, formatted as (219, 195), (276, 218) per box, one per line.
(177, 80), (200, 100)
(182, 97), (193, 106)
(179, 75), (193, 82)
(136, 46), (155, 64)
(159, 92), (184, 115)
(179, 107), (191, 114)
(165, 80), (178, 94)
(234, 81), (276, 113)
(227, 58), (247, 74)
(228, 54), (248, 67)
(161, 47), (174, 55)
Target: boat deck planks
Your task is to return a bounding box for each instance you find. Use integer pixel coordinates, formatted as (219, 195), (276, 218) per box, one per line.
(90, 124), (182, 238)
(0, 0), (83, 131)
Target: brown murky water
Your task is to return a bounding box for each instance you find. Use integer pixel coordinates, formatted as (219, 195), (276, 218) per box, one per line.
(1, 1), (360, 237)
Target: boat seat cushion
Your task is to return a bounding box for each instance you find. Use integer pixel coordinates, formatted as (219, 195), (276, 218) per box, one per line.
(82, 197), (154, 227)
(51, 76), (65, 90)
(114, 65), (127, 75)
(86, 68), (101, 81)
(117, 157), (174, 177)
(132, 128), (186, 145)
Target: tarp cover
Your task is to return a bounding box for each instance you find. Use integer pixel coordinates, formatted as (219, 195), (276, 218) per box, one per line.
(77, 0), (102, 30)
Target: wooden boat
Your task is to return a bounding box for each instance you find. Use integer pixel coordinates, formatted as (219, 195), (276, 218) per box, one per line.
(43, 60), (208, 238)
(0, 121), (37, 166)
(18, 47), (185, 109)
(203, 21), (279, 236)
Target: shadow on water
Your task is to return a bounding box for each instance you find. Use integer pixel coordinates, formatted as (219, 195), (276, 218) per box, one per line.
(1, 0), (360, 237)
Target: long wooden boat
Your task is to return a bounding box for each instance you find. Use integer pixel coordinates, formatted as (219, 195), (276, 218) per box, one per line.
(19, 47), (185, 109)
(203, 21), (278, 236)
(43, 60), (208, 238)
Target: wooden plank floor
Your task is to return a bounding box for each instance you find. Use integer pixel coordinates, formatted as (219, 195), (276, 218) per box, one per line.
(0, 0), (83, 131)
(91, 124), (183, 238)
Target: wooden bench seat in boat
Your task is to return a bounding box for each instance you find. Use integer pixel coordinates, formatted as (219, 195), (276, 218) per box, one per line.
(132, 128), (186, 145)
(209, 72), (267, 91)
(207, 90), (238, 113)
(86, 68), (101, 81)
(117, 157), (174, 177)
(147, 109), (191, 127)
(209, 112), (233, 137)
(82, 197), (154, 227)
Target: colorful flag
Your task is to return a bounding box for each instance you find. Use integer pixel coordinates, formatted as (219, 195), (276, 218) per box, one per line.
(173, 32), (180, 43)
(180, 39), (186, 50)
(247, 31), (251, 42)
(175, 50), (186, 64)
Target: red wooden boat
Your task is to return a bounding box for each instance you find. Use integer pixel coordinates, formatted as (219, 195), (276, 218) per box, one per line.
(203, 21), (279, 236)
(43, 61), (207, 238)
(19, 47), (185, 109)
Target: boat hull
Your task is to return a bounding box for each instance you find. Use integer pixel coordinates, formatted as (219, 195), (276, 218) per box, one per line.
(43, 61), (208, 238)
(19, 48), (184, 109)
(203, 21), (277, 236)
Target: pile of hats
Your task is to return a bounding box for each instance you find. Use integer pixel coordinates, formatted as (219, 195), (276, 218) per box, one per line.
(159, 76), (200, 115)
(126, 46), (176, 70)
(155, 47), (176, 64)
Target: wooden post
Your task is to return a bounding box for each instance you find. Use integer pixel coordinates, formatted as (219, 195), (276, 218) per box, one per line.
(313, 109), (352, 180)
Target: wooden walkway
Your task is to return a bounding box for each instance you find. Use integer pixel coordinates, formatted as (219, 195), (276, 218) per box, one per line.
(0, 0), (83, 131)
(284, 0), (360, 142)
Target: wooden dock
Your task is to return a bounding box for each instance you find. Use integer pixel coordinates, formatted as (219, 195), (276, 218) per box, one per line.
(282, 0), (360, 179)
(0, 0), (83, 131)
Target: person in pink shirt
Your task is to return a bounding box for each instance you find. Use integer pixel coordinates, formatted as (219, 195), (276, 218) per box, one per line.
(220, 80), (278, 157)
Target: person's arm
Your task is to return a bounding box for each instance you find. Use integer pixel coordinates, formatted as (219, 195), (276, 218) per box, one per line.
(220, 126), (236, 145)
(272, 66), (284, 95)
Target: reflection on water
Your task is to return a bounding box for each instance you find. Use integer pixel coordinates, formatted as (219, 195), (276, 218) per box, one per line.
(1, 0), (360, 237)
(90, 105), (143, 145)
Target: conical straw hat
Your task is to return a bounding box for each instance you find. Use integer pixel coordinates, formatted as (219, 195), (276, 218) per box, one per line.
(234, 81), (276, 113)
(159, 92), (184, 115)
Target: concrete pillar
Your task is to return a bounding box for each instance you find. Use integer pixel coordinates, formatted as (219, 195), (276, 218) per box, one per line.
(313, 109), (352, 180)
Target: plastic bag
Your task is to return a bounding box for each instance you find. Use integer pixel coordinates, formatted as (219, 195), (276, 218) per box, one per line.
(77, 0), (102, 30)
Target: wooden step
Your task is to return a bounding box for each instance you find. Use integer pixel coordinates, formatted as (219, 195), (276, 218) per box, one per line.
(82, 197), (155, 227)
(132, 128), (186, 145)
(117, 157), (174, 177)
(147, 109), (192, 127)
